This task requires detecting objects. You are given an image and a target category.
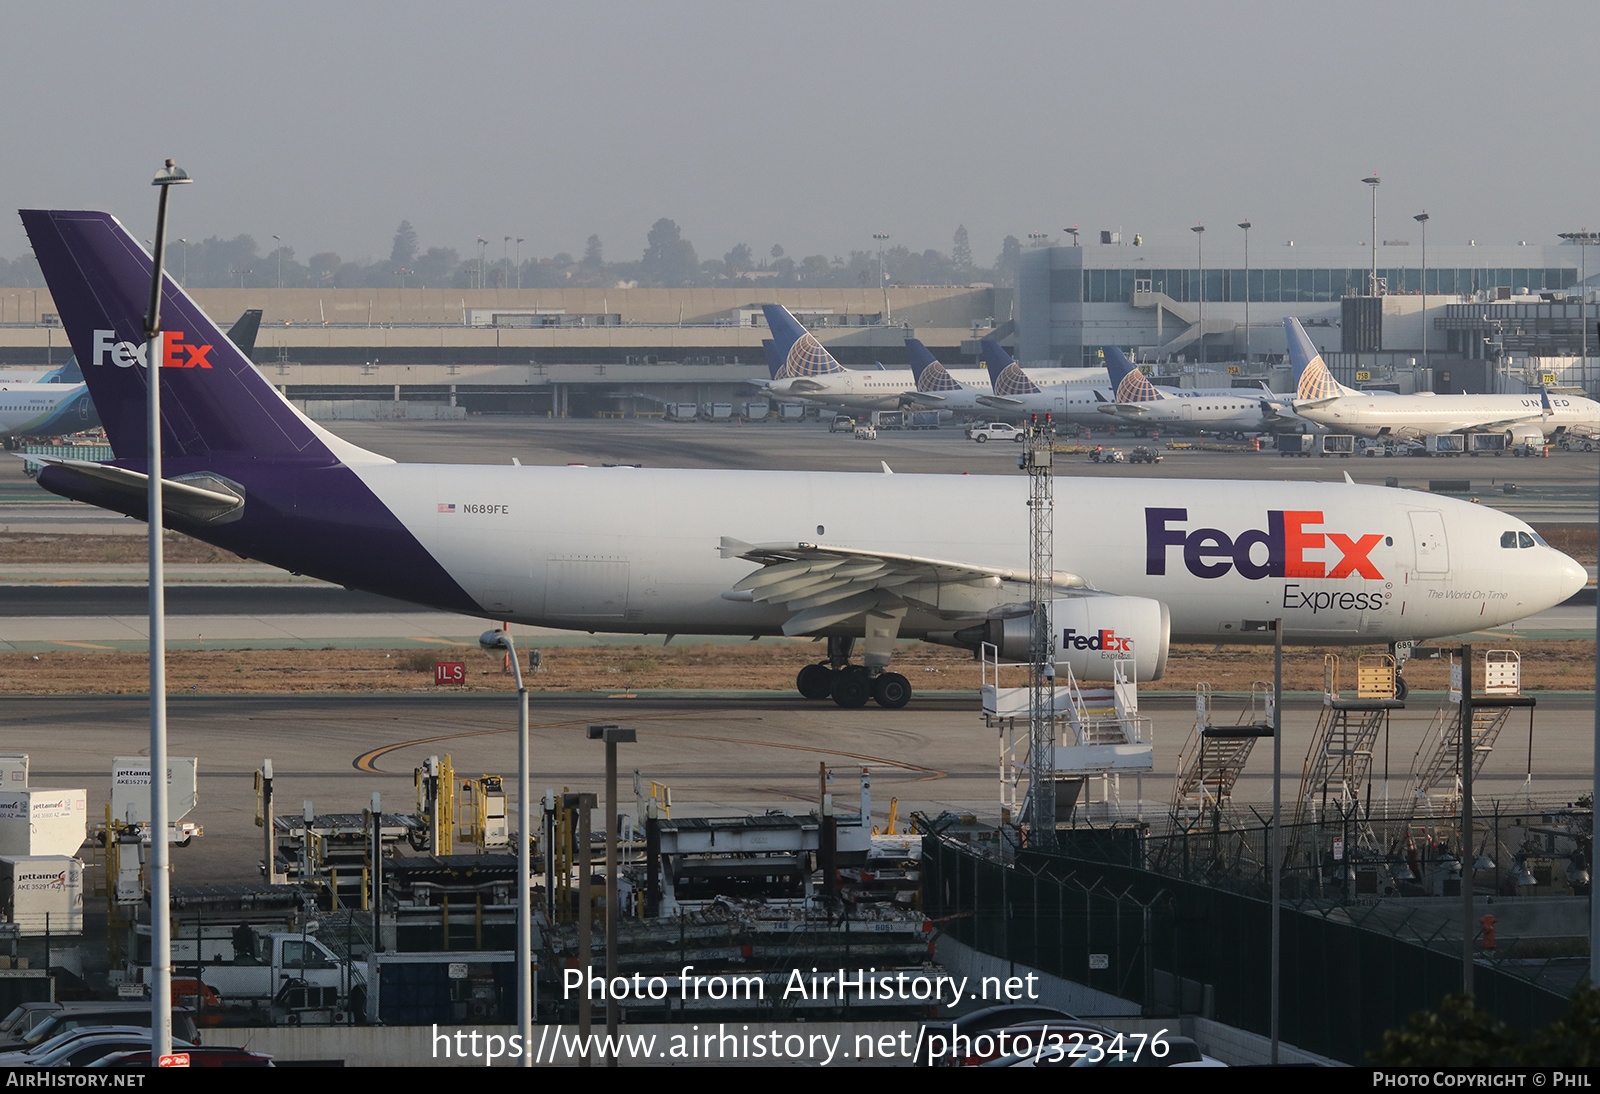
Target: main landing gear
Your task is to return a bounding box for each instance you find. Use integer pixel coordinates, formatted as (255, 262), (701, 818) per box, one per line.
(795, 636), (912, 709)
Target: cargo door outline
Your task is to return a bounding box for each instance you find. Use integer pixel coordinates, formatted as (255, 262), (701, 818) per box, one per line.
(1409, 510), (1449, 577)
(543, 556), (631, 619)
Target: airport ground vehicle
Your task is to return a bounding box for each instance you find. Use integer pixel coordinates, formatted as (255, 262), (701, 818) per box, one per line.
(829, 414), (856, 433)
(967, 422), (1023, 442)
(133, 931), (356, 1024)
(1088, 446), (1126, 463)
(1128, 445), (1162, 464)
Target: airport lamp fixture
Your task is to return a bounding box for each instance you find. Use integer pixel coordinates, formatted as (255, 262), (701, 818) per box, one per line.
(1570, 226), (1600, 987)
(145, 157), (191, 1063)
(873, 233), (891, 321)
(1191, 225), (1205, 365)
(1414, 213), (1430, 371)
(1363, 176), (1381, 297)
(1063, 225), (1080, 247)
(478, 628), (532, 1065)
(1238, 221), (1251, 363)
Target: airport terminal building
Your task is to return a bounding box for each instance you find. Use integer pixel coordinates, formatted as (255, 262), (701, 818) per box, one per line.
(1017, 238), (1600, 394)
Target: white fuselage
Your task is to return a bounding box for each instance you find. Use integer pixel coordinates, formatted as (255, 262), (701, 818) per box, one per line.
(349, 464), (1582, 644)
(1101, 387), (1294, 432)
(1296, 391), (1600, 441)
(771, 367), (1108, 412)
(0, 381), (91, 435)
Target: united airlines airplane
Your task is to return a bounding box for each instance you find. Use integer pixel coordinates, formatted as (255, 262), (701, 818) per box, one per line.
(1096, 346), (1295, 435)
(762, 308), (1104, 412)
(20, 209), (1586, 709)
(1287, 316), (1600, 443)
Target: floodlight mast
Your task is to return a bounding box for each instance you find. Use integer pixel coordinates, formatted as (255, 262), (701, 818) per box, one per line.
(145, 157), (191, 1062)
(1021, 413), (1056, 848)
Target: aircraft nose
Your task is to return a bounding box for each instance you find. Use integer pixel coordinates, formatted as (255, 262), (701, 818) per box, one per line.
(1557, 552), (1589, 602)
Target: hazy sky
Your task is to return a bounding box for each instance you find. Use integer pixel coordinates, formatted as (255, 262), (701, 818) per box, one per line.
(4, 2), (1595, 268)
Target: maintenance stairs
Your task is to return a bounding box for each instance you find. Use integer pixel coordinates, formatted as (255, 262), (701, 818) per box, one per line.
(984, 646), (1153, 825)
(1290, 655), (1404, 861)
(1404, 650), (1534, 849)
(1171, 681), (1275, 825)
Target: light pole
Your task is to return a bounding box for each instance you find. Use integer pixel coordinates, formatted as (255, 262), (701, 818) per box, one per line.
(1363, 176), (1381, 296)
(1414, 213), (1430, 375)
(1063, 225), (1080, 247)
(479, 629), (532, 1065)
(1560, 229), (1600, 990)
(516, 238), (524, 290)
(272, 234), (284, 288)
(1238, 221), (1252, 363)
(1192, 224), (1206, 365)
(145, 157), (191, 1061)
(1560, 231), (1599, 392)
(588, 722), (636, 1067)
(873, 232), (890, 322)
(177, 239), (187, 288)
(476, 236), (489, 290)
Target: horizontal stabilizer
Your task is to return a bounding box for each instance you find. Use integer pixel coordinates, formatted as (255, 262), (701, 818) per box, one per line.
(23, 454), (245, 523)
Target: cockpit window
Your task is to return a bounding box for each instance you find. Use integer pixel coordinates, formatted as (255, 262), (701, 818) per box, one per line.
(1501, 531), (1518, 548)
(1518, 532), (1536, 548)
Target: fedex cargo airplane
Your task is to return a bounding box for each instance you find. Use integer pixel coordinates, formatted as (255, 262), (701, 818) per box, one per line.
(20, 209), (1586, 709)
(1287, 316), (1600, 443)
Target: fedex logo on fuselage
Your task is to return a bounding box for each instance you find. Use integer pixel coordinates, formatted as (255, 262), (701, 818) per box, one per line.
(1145, 507), (1385, 581)
(92, 330), (213, 370)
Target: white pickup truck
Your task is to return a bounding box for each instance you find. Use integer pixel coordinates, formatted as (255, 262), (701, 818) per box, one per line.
(966, 422), (1024, 443)
(134, 930), (361, 1024)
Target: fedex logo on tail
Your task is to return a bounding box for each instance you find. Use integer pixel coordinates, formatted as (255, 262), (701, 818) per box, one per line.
(92, 330), (213, 370)
(1145, 508), (1386, 581)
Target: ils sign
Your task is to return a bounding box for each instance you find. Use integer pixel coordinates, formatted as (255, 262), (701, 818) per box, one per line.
(435, 662), (466, 685)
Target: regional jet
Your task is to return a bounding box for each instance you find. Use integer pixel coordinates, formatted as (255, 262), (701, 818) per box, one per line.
(1096, 347), (1295, 436)
(19, 209), (1586, 709)
(1286, 317), (1600, 443)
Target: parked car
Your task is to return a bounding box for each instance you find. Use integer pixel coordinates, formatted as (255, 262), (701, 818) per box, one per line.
(93, 1045), (274, 1068)
(967, 422), (1023, 443)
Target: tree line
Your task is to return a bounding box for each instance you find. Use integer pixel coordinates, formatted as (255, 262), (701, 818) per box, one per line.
(0, 220), (1025, 293)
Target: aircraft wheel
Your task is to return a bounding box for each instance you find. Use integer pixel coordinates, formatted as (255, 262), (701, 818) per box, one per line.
(871, 672), (912, 709)
(831, 668), (872, 708)
(1394, 675), (1409, 702)
(796, 663), (834, 700)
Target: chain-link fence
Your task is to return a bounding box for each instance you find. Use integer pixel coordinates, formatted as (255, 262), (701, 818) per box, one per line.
(918, 810), (1574, 1064)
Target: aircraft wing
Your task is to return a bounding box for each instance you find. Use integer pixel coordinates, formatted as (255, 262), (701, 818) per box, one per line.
(718, 537), (1086, 634)
(783, 378), (830, 393)
(903, 390), (944, 403)
(1450, 412), (1543, 433)
(975, 394), (1025, 408)
(1099, 403), (1150, 416)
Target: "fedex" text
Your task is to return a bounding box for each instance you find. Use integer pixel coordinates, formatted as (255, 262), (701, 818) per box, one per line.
(93, 329), (213, 370)
(1145, 508), (1385, 581)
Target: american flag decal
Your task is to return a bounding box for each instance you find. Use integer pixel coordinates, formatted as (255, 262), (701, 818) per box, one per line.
(438, 503), (456, 513)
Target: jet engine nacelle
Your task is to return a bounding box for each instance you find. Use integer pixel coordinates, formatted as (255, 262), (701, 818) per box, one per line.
(964, 596), (1170, 681)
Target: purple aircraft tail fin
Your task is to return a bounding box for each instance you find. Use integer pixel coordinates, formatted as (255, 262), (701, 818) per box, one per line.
(21, 210), (336, 465)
